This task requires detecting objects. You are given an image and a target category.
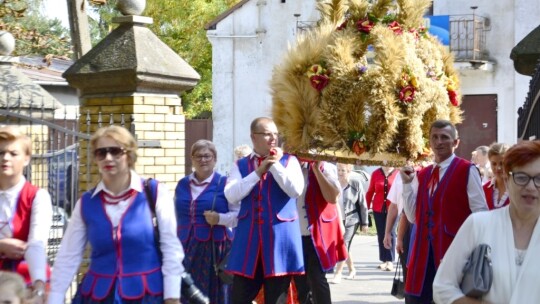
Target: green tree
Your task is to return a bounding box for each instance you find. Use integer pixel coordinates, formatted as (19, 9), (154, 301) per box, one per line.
(0, 0), (71, 57)
(88, 0), (238, 118)
(145, 0), (238, 118)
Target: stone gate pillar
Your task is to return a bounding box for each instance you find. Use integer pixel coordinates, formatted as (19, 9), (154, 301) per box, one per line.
(63, 5), (200, 192)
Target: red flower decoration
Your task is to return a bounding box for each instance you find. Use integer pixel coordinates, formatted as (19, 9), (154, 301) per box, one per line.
(399, 85), (415, 102)
(309, 74), (330, 92)
(351, 140), (366, 155)
(448, 90), (459, 106)
(357, 18), (375, 34)
(387, 21), (403, 35)
(337, 19), (348, 31)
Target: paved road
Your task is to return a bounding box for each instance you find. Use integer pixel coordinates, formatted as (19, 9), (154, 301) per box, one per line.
(329, 235), (404, 304)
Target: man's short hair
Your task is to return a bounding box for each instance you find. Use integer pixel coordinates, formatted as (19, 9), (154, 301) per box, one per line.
(250, 117), (273, 133)
(430, 119), (458, 139)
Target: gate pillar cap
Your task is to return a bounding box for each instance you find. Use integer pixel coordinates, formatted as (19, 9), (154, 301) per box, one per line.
(63, 15), (200, 96)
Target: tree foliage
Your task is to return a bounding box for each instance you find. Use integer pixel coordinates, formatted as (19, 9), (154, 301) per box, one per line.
(144, 0), (238, 118)
(0, 0), (71, 57)
(88, 0), (238, 118)
(1, 0), (238, 118)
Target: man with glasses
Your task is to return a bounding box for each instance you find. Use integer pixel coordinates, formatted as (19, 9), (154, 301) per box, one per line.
(224, 117), (304, 304)
(399, 119), (488, 304)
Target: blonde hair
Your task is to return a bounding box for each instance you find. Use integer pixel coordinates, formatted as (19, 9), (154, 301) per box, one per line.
(0, 271), (27, 300)
(488, 142), (510, 158)
(234, 144), (252, 160)
(0, 126), (32, 156)
(89, 126), (138, 168)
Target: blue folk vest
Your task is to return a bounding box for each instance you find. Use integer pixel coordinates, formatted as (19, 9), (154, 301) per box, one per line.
(226, 154), (304, 278)
(175, 173), (232, 242)
(79, 185), (163, 300)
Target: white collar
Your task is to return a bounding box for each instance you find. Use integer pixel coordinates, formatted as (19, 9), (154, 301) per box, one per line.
(0, 177), (27, 200)
(189, 172), (215, 184)
(91, 170), (143, 198)
(433, 154), (456, 170)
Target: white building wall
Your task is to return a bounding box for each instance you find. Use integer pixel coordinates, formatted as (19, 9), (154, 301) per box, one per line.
(435, 0), (540, 143)
(208, 0), (319, 174)
(209, 0), (540, 174)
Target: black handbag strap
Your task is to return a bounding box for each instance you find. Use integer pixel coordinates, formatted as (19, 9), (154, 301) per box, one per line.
(393, 256), (402, 280)
(143, 178), (161, 258)
(210, 176), (224, 274)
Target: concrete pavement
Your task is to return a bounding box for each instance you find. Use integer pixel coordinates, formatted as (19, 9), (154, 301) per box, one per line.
(328, 235), (404, 304)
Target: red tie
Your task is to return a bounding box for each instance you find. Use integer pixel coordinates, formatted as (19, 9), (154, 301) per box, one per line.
(428, 165), (440, 195)
(255, 156), (267, 180)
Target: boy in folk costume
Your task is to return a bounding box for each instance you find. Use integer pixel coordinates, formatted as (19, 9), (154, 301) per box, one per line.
(0, 126), (52, 302)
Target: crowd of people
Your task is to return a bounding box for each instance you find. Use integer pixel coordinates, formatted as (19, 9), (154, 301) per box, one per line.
(1, 117), (539, 304)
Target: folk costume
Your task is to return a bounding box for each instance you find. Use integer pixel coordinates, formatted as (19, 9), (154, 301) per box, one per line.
(175, 172), (236, 303)
(0, 178), (52, 285)
(295, 162), (347, 303)
(225, 152), (304, 303)
(48, 171), (184, 303)
(483, 180), (510, 210)
(403, 155), (488, 302)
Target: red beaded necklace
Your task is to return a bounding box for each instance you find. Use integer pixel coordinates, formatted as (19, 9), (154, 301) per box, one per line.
(100, 189), (137, 205)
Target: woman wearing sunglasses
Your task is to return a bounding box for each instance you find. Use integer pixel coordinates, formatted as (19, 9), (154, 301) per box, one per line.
(175, 140), (237, 303)
(48, 126), (184, 304)
(434, 140), (540, 303)
(0, 126), (52, 302)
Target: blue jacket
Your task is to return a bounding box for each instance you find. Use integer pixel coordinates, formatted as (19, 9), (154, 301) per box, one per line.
(79, 186), (163, 300)
(226, 154), (304, 278)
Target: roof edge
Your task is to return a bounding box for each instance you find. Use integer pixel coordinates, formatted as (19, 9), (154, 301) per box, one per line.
(204, 0), (251, 31)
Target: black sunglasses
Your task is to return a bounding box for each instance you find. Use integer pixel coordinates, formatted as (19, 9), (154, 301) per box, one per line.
(94, 146), (126, 161)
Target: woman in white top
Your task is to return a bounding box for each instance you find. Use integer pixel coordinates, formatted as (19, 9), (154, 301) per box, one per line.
(433, 140), (540, 303)
(48, 126), (184, 304)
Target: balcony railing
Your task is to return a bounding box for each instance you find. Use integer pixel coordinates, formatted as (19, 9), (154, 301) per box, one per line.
(449, 14), (491, 62)
(295, 14), (491, 63)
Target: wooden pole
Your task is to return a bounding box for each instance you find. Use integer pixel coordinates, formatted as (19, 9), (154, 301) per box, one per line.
(67, 0), (92, 60)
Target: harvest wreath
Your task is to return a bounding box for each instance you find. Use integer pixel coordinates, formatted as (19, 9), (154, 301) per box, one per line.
(271, 0), (462, 165)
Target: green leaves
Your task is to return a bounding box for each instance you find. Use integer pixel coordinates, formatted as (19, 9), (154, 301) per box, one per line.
(0, 0), (72, 57)
(143, 0), (238, 118)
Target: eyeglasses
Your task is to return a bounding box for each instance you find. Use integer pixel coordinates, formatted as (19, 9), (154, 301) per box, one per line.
(509, 171), (540, 188)
(253, 132), (279, 138)
(94, 147), (126, 161)
(193, 154), (214, 161)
